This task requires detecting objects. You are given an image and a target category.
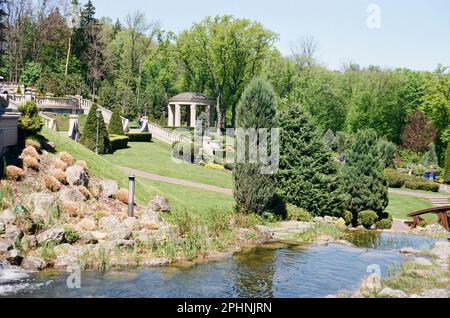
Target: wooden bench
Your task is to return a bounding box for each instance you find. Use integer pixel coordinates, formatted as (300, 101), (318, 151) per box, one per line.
(406, 206), (450, 231)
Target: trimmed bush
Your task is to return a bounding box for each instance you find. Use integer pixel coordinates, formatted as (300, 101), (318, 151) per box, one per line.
(18, 102), (43, 136)
(357, 210), (379, 229)
(404, 177), (440, 192)
(233, 78), (277, 214)
(109, 134), (129, 152)
(20, 146), (39, 159)
(342, 210), (354, 225)
(108, 108), (124, 135)
(25, 137), (41, 151)
(378, 140), (397, 168)
(43, 175), (61, 192)
(80, 104), (111, 154)
(23, 156), (39, 171)
(6, 165), (24, 180)
(286, 204), (313, 222)
(386, 169), (406, 188)
(376, 217), (393, 230)
(116, 188), (128, 204)
(126, 132), (152, 142)
(58, 152), (73, 166)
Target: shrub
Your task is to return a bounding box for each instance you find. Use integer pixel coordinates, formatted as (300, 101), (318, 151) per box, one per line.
(108, 108), (124, 135)
(43, 175), (61, 192)
(378, 140), (397, 169)
(277, 104), (345, 217)
(404, 177), (440, 192)
(402, 111), (437, 153)
(341, 129), (388, 220)
(64, 226), (80, 244)
(80, 104), (111, 154)
(51, 159), (67, 171)
(126, 132), (152, 142)
(58, 152), (73, 166)
(422, 143), (438, 167)
(109, 134), (129, 152)
(6, 165), (24, 180)
(79, 186), (91, 200)
(50, 169), (67, 184)
(376, 217), (393, 230)
(204, 162), (225, 171)
(25, 137), (41, 151)
(286, 204), (312, 222)
(386, 169), (406, 188)
(342, 210), (354, 225)
(60, 201), (80, 217)
(20, 146), (39, 159)
(357, 210), (379, 229)
(233, 78), (277, 214)
(18, 102), (43, 136)
(116, 188), (128, 204)
(76, 160), (88, 171)
(23, 155), (39, 171)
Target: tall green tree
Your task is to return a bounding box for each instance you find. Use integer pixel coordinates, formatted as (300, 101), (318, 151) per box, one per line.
(277, 105), (344, 216)
(233, 78), (277, 214)
(108, 107), (124, 135)
(341, 129), (389, 220)
(80, 104), (111, 154)
(177, 15), (277, 131)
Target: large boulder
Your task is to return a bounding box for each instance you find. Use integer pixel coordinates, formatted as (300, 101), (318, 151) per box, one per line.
(59, 187), (86, 203)
(100, 180), (119, 198)
(36, 226), (65, 245)
(0, 239), (13, 253)
(0, 221), (4, 234)
(5, 225), (23, 241)
(430, 241), (449, 261)
(77, 218), (97, 232)
(123, 217), (140, 231)
(6, 249), (23, 266)
(139, 211), (163, 230)
(66, 165), (89, 187)
(379, 287), (407, 298)
(21, 256), (46, 271)
(107, 228), (132, 240)
(148, 196), (171, 212)
(27, 193), (58, 220)
(0, 209), (15, 224)
(99, 216), (121, 232)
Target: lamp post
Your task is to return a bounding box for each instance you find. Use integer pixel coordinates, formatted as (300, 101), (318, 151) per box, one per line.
(95, 108), (101, 154)
(128, 175), (135, 217)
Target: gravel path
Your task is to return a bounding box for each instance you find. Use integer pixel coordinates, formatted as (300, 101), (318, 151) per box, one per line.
(118, 165), (233, 195)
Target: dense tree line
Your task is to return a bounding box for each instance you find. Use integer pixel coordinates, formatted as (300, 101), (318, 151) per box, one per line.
(0, 0), (448, 164)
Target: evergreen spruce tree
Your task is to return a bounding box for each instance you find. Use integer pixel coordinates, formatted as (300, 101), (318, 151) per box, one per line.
(422, 143), (438, 168)
(378, 139), (397, 168)
(108, 107), (124, 135)
(341, 129), (389, 220)
(80, 104), (111, 154)
(323, 128), (335, 151)
(233, 78), (277, 214)
(277, 105), (345, 216)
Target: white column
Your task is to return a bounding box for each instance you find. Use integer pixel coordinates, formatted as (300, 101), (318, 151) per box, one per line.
(190, 104), (197, 127)
(175, 104), (181, 127)
(205, 105), (212, 127)
(167, 104), (174, 127)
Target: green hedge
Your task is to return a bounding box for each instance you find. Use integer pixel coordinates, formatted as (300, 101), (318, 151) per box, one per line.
(126, 133), (152, 142)
(110, 134), (129, 152)
(386, 169), (439, 192)
(386, 169), (406, 188)
(357, 210), (378, 229)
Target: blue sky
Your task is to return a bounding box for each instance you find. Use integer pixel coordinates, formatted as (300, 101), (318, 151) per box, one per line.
(89, 0), (450, 71)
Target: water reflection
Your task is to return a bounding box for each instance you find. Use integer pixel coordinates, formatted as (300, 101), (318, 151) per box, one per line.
(0, 233), (444, 298)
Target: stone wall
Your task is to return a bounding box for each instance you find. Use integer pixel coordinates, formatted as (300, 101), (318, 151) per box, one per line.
(0, 109), (20, 157)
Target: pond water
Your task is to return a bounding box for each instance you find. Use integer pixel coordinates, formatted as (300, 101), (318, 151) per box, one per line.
(0, 232), (445, 298)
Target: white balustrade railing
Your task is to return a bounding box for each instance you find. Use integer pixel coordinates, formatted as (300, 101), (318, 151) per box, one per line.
(39, 112), (57, 130)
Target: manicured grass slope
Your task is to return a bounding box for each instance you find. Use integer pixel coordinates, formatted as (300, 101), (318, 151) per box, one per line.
(386, 192), (435, 221)
(104, 140), (233, 189)
(40, 127), (234, 212)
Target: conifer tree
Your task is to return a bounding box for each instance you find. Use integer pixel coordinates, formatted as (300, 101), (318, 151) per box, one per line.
(323, 128), (335, 151)
(341, 129), (389, 220)
(277, 105), (344, 216)
(108, 107), (124, 135)
(80, 104), (110, 154)
(233, 78), (277, 214)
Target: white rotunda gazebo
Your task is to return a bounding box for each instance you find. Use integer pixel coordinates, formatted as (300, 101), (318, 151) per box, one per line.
(167, 92), (215, 128)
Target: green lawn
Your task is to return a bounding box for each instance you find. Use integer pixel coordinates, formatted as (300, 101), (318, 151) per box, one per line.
(44, 113), (87, 132)
(39, 127), (235, 212)
(386, 192), (435, 221)
(104, 140), (233, 189)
